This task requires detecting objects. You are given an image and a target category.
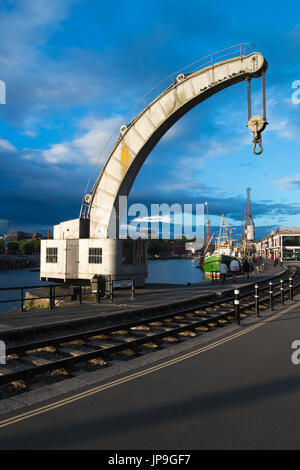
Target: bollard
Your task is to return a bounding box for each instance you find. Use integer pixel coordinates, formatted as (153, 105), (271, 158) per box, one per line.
(0, 340), (6, 365)
(289, 277), (293, 301)
(79, 286), (82, 304)
(234, 289), (240, 325)
(255, 284), (260, 317)
(131, 280), (136, 300)
(280, 279), (284, 306)
(53, 285), (56, 309)
(269, 282), (273, 310)
(211, 270), (214, 284)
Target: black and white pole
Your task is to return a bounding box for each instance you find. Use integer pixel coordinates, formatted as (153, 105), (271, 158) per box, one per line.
(280, 279), (284, 306)
(234, 289), (240, 325)
(269, 281), (273, 311)
(289, 277), (294, 301)
(255, 284), (260, 317)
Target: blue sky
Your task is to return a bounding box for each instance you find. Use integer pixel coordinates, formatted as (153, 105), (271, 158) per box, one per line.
(0, 0), (300, 237)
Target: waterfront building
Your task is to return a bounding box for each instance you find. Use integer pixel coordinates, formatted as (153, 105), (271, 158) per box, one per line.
(6, 231), (43, 241)
(255, 227), (300, 260)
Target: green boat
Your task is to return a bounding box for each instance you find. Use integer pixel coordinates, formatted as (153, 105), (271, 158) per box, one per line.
(202, 253), (237, 278)
(199, 213), (239, 278)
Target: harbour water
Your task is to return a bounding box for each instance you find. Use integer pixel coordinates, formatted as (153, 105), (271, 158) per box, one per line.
(147, 259), (204, 284)
(0, 269), (52, 313)
(0, 259), (204, 312)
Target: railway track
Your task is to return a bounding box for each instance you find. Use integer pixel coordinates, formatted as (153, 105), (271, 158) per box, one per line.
(0, 268), (299, 395)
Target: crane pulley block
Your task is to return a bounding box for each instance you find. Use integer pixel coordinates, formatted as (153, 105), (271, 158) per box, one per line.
(247, 115), (268, 155)
(246, 73), (268, 155)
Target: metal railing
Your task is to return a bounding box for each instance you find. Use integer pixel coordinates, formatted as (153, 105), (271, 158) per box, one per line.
(0, 276), (137, 312)
(233, 276), (296, 324)
(0, 283), (91, 311)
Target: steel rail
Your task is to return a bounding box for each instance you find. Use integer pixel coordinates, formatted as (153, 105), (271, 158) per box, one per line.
(4, 269), (294, 352)
(0, 272), (298, 388)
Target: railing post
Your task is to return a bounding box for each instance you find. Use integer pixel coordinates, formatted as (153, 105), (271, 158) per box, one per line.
(255, 284), (259, 317)
(97, 278), (101, 304)
(280, 279), (284, 306)
(49, 285), (53, 310)
(110, 279), (114, 303)
(289, 277), (294, 301)
(269, 281), (273, 311)
(234, 289), (240, 325)
(53, 285), (56, 309)
(131, 280), (136, 300)
(20, 287), (25, 312)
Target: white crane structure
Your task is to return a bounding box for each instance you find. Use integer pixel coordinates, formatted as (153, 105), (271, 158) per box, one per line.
(40, 45), (268, 285)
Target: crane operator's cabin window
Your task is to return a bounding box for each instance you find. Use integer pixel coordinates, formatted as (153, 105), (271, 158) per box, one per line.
(122, 240), (134, 264)
(89, 247), (102, 264)
(46, 247), (58, 263)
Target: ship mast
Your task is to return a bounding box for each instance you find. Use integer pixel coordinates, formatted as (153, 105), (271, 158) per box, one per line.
(242, 187), (255, 256)
(217, 213), (229, 249)
(205, 202), (210, 250)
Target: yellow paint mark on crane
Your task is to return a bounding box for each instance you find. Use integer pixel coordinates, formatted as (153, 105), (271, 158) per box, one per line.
(121, 144), (130, 179)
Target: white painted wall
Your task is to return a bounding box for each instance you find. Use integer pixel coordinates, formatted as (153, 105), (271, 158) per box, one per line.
(53, 218), (81, 240)
(41, 238), (148, 285)
(40, 239), (67, 280)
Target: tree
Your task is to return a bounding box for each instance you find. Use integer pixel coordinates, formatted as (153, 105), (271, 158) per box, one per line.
(148, 239), (170, 255)
(19, 239), (40, 254)
(7, 241), (19, 254)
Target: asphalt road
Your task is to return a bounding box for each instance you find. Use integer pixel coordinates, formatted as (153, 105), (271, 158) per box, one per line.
(1, 300), (300, 449)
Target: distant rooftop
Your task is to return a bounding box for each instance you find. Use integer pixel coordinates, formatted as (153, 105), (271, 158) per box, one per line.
(268, 227), (300, 235)
(256, 227), (300, 241)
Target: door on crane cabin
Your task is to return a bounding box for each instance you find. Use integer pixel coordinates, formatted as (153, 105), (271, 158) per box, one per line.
(65, 239), (79, 280)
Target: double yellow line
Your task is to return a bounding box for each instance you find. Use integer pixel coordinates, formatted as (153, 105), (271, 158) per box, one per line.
(0, 302), (298, 430)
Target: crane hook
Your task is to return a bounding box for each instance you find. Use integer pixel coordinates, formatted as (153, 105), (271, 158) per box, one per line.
(246, 73), (268, 156)
(252, 139), (263, 155)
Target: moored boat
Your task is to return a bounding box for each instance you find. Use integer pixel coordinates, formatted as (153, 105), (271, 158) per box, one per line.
(200, 213), (240, 278)
(202, 253), (237, 278)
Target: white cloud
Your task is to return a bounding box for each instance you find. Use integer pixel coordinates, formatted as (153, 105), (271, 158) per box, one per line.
(0, 0), (108, 125)
(42, 143), (71, 164)
(157, 132), (246, 195)
(0, 138), (16, 152)
(42, 115), (123, 165)
(0, 0), (74, 73)
(273, 174), (300, 190)
(22, 129), (37, 138)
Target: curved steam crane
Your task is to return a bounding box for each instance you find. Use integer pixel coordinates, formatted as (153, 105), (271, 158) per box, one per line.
(40, 45), (268, 285)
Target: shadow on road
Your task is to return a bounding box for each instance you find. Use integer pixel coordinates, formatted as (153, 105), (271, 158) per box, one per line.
(1, 372), (300, 449)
